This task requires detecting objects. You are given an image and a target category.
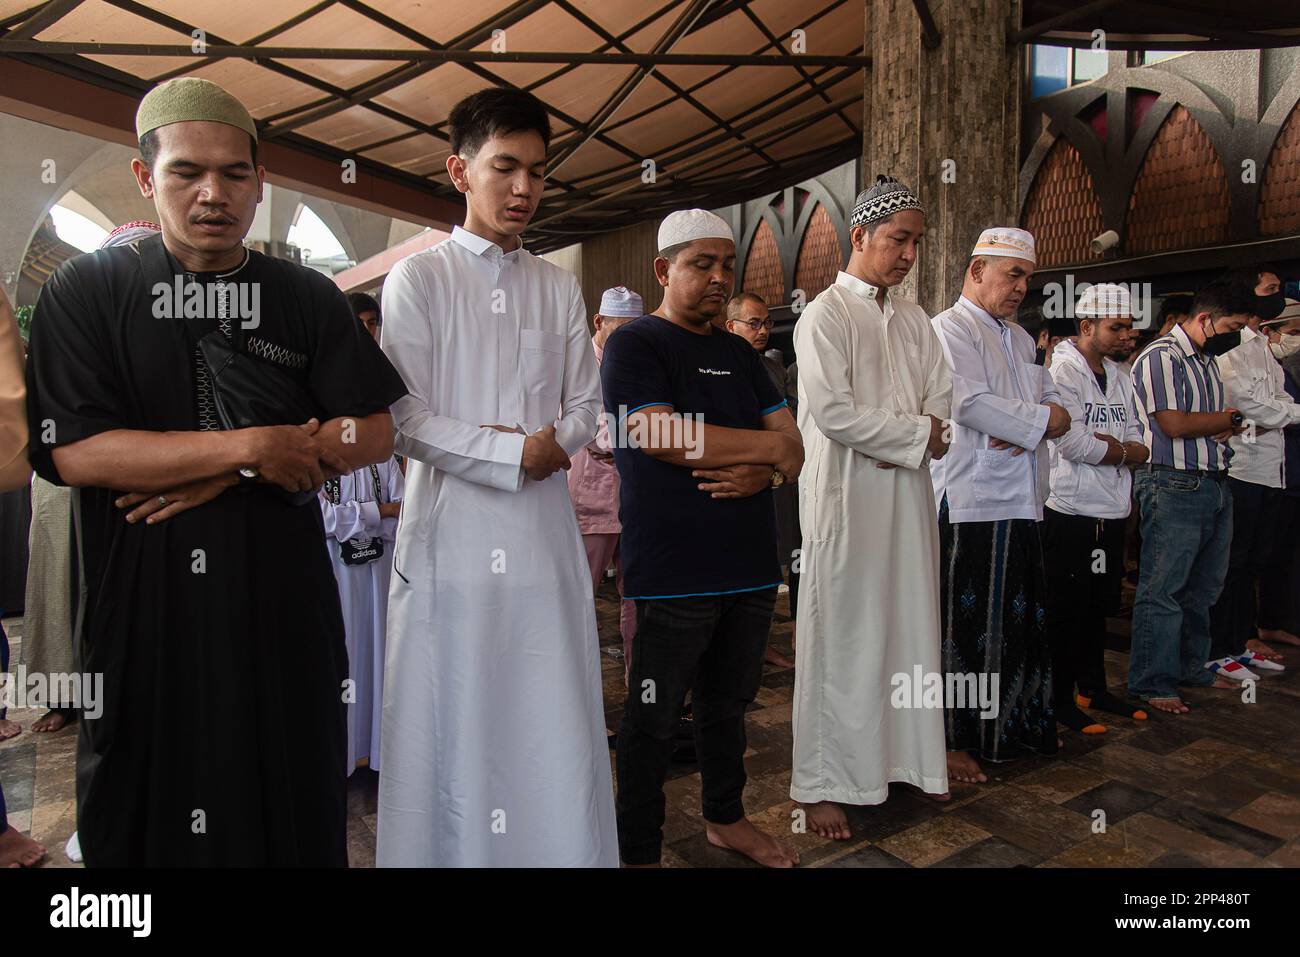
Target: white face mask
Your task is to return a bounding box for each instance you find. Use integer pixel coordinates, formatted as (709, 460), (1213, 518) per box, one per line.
(1269, 334), (1300, 360)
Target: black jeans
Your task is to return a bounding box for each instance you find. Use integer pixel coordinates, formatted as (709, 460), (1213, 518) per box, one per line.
(1209, 478), (1278, 659)
(615, 588), (776, 865)
(1042, 507), (1126, 700)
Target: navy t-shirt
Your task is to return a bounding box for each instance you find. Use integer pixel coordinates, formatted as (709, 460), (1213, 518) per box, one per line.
(600, 314), (787, 599)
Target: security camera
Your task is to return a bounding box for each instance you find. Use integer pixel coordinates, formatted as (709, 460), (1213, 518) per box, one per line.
(1090, 230), (1119, 254)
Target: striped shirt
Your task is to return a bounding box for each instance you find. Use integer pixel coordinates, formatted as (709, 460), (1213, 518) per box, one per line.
(1131, 324), (1228, 471)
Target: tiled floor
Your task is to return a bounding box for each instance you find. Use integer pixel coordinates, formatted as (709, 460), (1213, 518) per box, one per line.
(5, 579), (1300, 868)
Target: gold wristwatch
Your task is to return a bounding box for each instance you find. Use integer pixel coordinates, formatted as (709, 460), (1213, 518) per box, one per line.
(769, 469), (786, 489)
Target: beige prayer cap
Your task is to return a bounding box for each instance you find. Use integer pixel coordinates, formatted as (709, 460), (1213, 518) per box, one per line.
(657, 209), (734, 254)
(972, 227), (1036, 265)
(135, 77), (258, 142)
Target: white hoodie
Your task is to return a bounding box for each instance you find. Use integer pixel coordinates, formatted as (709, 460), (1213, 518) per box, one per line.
(1046, 338), (1143, 519)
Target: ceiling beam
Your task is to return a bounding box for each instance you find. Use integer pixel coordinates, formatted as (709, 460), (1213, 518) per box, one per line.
(0, 39), (872, 68)
(0, 56), (463, 228)
(911, 0), (942, 50)
(551, 0), (781, 172)
(738, 2), (858, 136)
(1010, 0), (1126, 45)
(4, 0), (86, 40)
(546, 0), (714, 176)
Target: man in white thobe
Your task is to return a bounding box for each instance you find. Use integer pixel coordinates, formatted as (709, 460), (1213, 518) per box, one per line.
(376, 88), (617, 867)
(791, 176), (952, 840)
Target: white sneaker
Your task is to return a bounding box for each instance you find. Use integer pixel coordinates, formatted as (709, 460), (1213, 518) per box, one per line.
(65, 831), (82, 863)
(1205, 657), (1259, 682)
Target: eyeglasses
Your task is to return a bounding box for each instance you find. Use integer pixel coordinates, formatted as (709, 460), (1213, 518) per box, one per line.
(736, 318), (774, 331)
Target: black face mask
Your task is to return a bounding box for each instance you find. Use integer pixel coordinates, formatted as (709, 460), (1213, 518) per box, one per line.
(1201, 317), (1241, 358)
(1257, 291), (1286, 322)
(1035, 346), (1047, 366)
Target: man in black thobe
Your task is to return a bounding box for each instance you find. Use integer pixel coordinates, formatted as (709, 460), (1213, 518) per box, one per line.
(24, 77), (407, 866)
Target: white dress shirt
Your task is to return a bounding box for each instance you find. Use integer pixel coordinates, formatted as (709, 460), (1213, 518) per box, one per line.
(931, 295), (1061, 522)
(1218, 325), (1300, 488)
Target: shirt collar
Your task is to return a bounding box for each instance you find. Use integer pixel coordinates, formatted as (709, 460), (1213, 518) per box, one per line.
(958, 295), (1008, 331)
(835, 270), (886, 306)
(451, 225), (519, 262)
(1169, 322), (1200, 359)
(1240, 325), (1261, 345)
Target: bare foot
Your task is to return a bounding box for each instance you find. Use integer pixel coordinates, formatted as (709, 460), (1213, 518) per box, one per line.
(1245, 639), (1284, 662)
(705, 818), (799, 867)
(800, 801), (851, 840)
(1146, 696), (1189, 714)
(32, 710), (72, 733)
(1258, 628), (1300, 648)
(946, 751), (987, 784)
(0, 718), (20, 742)
(0, 827), (46, 868)
(763, 645), (794, 669)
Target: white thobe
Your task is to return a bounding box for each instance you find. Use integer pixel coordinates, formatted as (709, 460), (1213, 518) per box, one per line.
(376, 226), (617, 867)
(320, 458), (404, 774)
(791, 272), (952, 805)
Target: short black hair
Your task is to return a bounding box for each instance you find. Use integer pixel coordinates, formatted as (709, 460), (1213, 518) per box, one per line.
(1157, 294), (1194, 325)
(448, 87), (551, 157)
(1191, 275), (1258, 322)
(138, 128), (258, 169)
(347, 292), (380, 319)
(1256, 262), (1281, 281)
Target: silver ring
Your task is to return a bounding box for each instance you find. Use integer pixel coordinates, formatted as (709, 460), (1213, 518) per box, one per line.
(158, 495), (168, 507)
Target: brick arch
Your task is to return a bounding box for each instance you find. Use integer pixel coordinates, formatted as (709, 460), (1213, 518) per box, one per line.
(1126, 106), (1229, 255)
(793, 203), (840, 300)
(1021, 137), (1104, 268)
(1260, 99), (1300, 237)
(743, 218), (784, 307)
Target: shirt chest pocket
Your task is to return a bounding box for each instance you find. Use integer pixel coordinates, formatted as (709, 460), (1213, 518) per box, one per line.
(519, 328), (565, 396)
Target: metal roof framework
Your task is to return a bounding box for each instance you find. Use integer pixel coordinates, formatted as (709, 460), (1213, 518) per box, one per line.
(0, 0), (867, 253)
(4, 1), (1298, 254)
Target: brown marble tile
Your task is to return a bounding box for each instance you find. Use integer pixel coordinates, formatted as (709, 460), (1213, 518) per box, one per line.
(1124, 811), (1261, 867)
(1264, 841), (1300, 867)
(1229, 792), (1300, 840)
(1013, 761), (1106, 804)
(1038, 823), (1166, 867)
(956, 785), (1093, 857)
(819, 843), (911, 868)
(1145, 798), (1284, 857)
(877, 815), (990, 867)
(1063, 780), (1164, 824)
(1170, 736), (1254, 772)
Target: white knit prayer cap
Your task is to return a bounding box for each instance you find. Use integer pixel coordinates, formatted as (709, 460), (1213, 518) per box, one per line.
(972, 227), (1036, 265)
(599, 286), (644, 317)
(1076, 283), (1132, 318)
(657, 209), (734, 254)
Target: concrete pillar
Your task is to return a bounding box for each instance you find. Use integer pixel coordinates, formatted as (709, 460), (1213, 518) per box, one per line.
(864, 0), (1024, 313)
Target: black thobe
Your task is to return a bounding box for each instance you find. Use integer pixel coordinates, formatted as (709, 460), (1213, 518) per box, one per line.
(25, 240), (407, 866)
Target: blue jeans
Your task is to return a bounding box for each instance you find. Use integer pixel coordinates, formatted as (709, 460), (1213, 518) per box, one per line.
(1128, 468), (1233, 700)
